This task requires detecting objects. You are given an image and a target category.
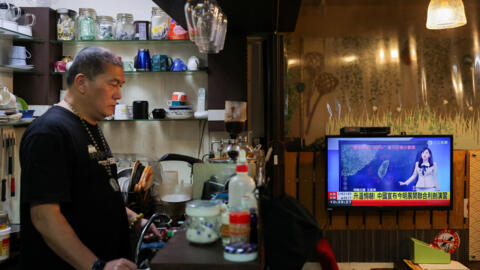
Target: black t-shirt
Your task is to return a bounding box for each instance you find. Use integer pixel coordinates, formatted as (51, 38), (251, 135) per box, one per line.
(19, 106), (131, 269)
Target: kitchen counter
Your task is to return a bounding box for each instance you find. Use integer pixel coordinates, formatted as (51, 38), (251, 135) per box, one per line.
(149, 230), (261, 270)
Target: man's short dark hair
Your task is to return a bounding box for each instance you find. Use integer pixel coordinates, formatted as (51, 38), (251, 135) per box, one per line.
(66, 46), (122, 86)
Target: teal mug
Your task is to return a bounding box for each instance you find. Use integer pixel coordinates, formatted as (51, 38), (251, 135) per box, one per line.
(152, 54), (173, 71)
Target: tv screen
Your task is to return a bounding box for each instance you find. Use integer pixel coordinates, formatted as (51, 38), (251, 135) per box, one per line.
(326, 135), (453, 210)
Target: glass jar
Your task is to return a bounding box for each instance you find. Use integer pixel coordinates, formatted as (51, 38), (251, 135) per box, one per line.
(57, 8), (75, 40)
(115, 13), (135, 40)
(96, 16), (114, 40)
(75, 8), (96, 40)
(150, 7), (169, 40)
(185, 200), (220, 244)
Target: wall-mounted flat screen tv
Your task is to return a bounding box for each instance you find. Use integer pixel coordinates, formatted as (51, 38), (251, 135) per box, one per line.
(326, 135), (453, 210)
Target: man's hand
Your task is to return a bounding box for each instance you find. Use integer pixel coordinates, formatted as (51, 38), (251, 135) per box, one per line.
(104, 258), (137, 270)
(135, 218), (162, 241)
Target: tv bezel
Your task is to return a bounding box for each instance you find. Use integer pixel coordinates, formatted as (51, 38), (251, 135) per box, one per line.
(325, 134), (454, 211)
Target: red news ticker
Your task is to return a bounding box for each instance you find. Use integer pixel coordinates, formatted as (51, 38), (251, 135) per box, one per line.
(352, 200), (450, 206)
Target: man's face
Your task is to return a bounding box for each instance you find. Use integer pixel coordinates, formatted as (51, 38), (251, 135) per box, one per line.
(85, 63), (125, 120)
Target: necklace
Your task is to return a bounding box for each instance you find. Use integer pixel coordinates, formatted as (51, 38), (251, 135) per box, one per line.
(64, 100), (120, 192)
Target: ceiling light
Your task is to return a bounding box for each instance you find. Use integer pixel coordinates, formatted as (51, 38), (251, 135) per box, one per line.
(426, 0), (467, 30)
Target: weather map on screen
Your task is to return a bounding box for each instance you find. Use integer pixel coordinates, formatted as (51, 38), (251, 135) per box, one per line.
(326, 136), (452, 209)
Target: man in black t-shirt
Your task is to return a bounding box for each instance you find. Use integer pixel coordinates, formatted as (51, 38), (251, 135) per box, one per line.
(20, 47), (160, 270)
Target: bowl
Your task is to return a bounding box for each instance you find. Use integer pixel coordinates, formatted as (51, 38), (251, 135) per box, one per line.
(20, 109), (34, 118)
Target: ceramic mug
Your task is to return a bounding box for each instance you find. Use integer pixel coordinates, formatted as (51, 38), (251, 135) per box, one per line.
(19, 13), (36, 27)
(187, 56), (199, 71)
(114, 104), (129, 120)
(9, 46), (31, 60)
(17, 25), (32, 36)
(170, 58), (187, 71)
(152, 108), (166, 119)
(152, 54), (173, 71)
(170, 91), (187, 106)
(54, 61), (66, 72)
(133, 100), (149, 119)
(122, 61), (135, 72)
(2, 19), (16, 31)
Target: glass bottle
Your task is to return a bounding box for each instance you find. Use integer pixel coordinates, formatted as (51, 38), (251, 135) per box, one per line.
(150, 7), (169, 40)
(75, 8), (96, 40)
(95, 16), (114, 40)
(115, 13), (135, 40)
(57, 8), (75, 40)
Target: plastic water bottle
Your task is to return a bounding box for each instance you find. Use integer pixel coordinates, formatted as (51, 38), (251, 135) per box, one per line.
(228, 150), (255, 212)
(194, 88), (207, 119)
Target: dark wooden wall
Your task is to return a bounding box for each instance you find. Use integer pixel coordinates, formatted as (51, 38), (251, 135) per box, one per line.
(285, 150), (469, 262)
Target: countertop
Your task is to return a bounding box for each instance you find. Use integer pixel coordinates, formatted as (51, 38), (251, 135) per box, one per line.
(149, 230), (261, 270)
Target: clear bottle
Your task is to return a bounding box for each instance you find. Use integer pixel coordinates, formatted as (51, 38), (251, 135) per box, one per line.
(115, 13), (135, 40)
(76, 8), (96, 40)
(228, 150), (256, 212)
(96, 16), (114, 40)
(57, 8), (75, 40)
(151, 7), (170, 40)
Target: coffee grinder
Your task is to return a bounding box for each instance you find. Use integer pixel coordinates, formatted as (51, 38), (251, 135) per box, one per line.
(223, 101), (247, 161)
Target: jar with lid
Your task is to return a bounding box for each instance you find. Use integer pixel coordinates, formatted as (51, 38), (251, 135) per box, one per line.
(151, 7), (169, 40)
(115, 13), (135, 40)
(185, 200), (221, 244)
(96, 16), (114, 40)
(57, 8), (75, 40)
(75, 8), (96, 40)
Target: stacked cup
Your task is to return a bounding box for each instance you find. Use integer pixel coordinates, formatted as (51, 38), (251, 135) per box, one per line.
(8, 46), (31, 66)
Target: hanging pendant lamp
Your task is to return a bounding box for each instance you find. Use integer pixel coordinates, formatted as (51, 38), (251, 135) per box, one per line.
(426, 0), (467, 30)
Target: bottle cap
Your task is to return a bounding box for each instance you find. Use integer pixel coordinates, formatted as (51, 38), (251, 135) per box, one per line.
(236, 150), (248, 172)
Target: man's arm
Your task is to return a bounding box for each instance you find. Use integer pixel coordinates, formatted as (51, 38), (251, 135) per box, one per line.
(31, 203), (137, 270)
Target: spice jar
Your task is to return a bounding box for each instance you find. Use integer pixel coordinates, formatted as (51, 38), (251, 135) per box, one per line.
(150, 7), (169, 40)
(185, 200), (221, 244)
(229, 211), (250, 243)
(96, 16), (114, 40)
(76, 8), (96, 40)
(115, 13), (135, 40)
(57, 8), (75, 40)
(220, 210), (230, 246)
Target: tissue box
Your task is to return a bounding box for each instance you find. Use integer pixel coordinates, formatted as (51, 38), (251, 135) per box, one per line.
(410, 238), (450, 264)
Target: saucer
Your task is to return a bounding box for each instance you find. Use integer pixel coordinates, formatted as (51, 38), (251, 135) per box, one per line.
(6, 64), (34, 70)
(169, 105), (192, 110)
(166, 109), (193, 119)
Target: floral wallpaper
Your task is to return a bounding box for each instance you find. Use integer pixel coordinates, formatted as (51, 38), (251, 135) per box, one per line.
(285, 2), (480, 150)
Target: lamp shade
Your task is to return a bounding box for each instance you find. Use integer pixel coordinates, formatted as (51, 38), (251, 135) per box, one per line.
(426, 0), (467, 30)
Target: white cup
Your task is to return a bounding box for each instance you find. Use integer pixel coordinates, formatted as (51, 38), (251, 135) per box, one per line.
(19, 13), (35, 27)
(114, 104), (129, 120)
(3, 20), (17, 31)
(9, 46), (31, 60)
(17, 25), (32, 36)
(187, 56), (199, 71)
(9, 58), (26, 66)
